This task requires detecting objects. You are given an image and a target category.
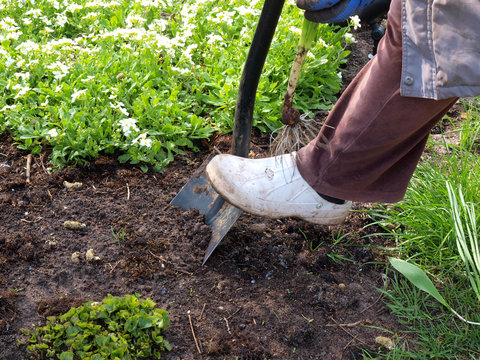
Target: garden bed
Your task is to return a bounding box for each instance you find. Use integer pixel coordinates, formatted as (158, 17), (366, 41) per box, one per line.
(0, 27), (409, 360)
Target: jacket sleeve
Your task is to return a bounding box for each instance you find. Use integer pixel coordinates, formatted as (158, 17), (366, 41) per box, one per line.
(400, 0), (480, 100)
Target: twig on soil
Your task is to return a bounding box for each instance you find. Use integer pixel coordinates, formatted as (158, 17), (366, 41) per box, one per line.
(47, 189), (53, 201)
(343, 338), (356, 351)
(188, 311), (202, 354)
(126, 183), (130, 200)
(147, 250), (194, 276)
(223, 317), (231, 334)
(212, 145), (222, 155)
(359, 292), (384, 314)
(326, 320), (362, 328)
(226, 307), (242, 320)
(198, 303), (206, 321)
(26, 154), (32, 184)
(329, 317), (367, 346)
(107, 261), (121, 273)
(39, 153), (49, 174)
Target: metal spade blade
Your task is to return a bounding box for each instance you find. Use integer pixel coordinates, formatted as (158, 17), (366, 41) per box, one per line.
(170, 0), (285, 264)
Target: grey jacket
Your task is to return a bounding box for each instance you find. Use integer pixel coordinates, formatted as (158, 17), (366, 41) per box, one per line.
(401, 0), (480, 100)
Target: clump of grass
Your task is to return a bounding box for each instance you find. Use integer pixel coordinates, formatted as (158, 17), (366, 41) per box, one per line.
(363, 113), (480, 357)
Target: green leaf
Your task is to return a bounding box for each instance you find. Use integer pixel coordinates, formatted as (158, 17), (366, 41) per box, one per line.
(124, 316), (139, 332)
(138, 315), (154, 329)
(59, 351), (74, 360)
(389, 257), (449, 307)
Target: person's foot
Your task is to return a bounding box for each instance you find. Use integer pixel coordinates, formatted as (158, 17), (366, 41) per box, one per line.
(206, 153), (351, 225)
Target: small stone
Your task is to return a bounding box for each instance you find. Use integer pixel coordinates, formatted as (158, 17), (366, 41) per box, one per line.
(116, 73), (126, 80)
(338, 283), (346, 292)
(85, 249), (100, 262)
(45, 240), (56, 249)
(216, 280), (228, 291)
(63, 181), (83, 190)
(71, 252), (81, 263)
(63, 220), (86, 230)
(250, 223), (267, 234)
(375, 336), (394, 350)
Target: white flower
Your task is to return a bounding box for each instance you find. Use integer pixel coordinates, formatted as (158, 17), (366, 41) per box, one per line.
(16, 40), (40, 55)
(344, 32), (356, 44)
(14, 72), (30, 80)
(71, 88), (87, 102)
(40, 16), (52, 26)
(126, 14), (146, 28)
(207, 34), (223, 45)
(236, 6), (260, 16)
(139, 137), (152, 147)
(110, 101), (130, 116)
(132, 133), (152, 147)
(171, 66), (190, 75)
(25, 9), (42, 18)
(47, 128), (59, 137)
(349, 15), (361, 30)
(289, 26), (301, 36)
(1, 104), (18, 112)
(81, 75), (96, 83)
(6, 31), (21, 40)
(119, 118), (139, 137)
(12, 84), (31, 99)
(16, 59), (25, 68)
(82, 12), (100, 20)
(55, 13), (69, 27)
(48, 61), (70, 80)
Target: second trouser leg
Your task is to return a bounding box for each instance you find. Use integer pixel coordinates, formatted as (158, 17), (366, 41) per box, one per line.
(296, 0), (457, 203)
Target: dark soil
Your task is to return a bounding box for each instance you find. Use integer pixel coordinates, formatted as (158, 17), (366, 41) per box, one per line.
(1, 25), (409, 360)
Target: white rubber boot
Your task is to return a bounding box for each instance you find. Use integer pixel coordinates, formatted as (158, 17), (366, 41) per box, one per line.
(206, 153), (351, 225)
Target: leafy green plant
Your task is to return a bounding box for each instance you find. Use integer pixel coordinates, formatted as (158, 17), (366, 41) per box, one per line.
(21, 294), (171, 359)
(0, 0), (352, 171)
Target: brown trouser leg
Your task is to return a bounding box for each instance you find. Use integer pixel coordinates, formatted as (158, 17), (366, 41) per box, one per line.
(296, 0), (458, 203)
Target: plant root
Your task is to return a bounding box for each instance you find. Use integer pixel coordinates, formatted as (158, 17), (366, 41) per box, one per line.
(270, 113), (322, 156)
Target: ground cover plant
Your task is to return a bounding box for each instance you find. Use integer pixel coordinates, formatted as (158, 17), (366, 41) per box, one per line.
(0, 0), (352, 171)
(21, 294), (171, 359)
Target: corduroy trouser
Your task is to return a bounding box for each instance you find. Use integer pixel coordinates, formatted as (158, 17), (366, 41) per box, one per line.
(296, 0), (458, 203)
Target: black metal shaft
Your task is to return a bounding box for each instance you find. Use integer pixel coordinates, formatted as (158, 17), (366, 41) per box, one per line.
(359, 0), (391, 24)
(231, 0), (286, 157)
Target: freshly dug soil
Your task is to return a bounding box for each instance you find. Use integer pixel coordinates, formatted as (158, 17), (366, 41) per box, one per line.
(1, 26), (406, 360)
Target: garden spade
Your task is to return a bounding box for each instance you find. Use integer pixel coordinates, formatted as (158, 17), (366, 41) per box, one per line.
(170, 0), (286, 265)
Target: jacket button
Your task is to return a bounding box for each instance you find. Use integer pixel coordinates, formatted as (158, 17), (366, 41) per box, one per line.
(404, 76), (414, 86)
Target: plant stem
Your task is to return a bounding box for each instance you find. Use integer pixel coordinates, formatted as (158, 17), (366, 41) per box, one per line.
(285, 19), (319, 102)
(282, 18), (319, 126)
